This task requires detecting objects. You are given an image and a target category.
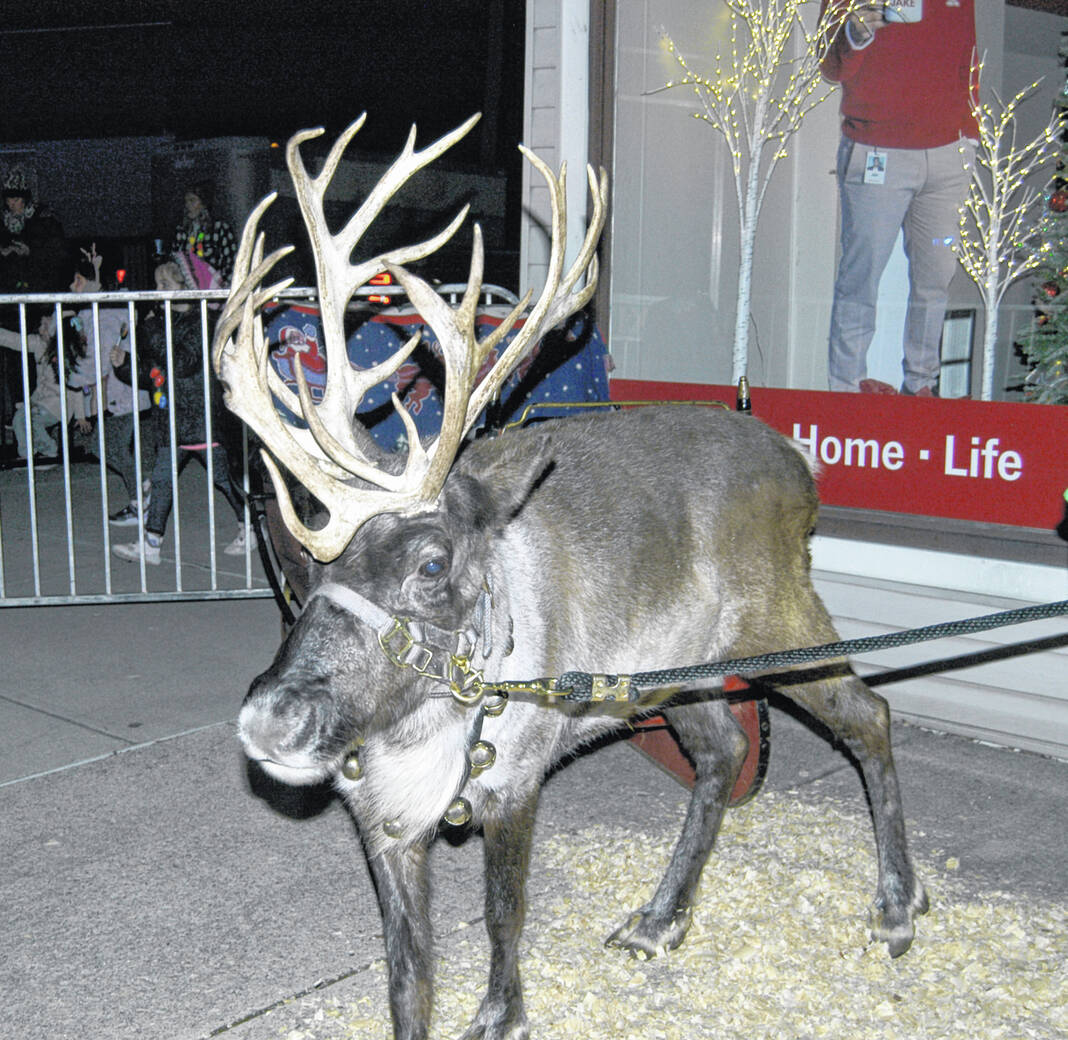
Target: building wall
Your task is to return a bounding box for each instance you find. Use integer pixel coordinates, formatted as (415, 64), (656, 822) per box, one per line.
(812, 564), (1068, 759)
(0, 136), (167, 241)
(0, 134), (269, 289)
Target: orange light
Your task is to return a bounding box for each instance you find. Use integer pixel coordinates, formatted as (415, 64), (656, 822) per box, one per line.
(115, 269), (127, 285)
(367, 294), (392, 304)
(369, 271), (394, 286)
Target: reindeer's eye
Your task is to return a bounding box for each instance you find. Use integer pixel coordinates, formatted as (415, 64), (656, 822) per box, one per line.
(421, 556), (448, 578)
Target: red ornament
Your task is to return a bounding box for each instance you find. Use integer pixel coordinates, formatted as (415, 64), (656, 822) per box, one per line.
(1042, 280), (1062, 299)
(1050, 189), (1068, 213)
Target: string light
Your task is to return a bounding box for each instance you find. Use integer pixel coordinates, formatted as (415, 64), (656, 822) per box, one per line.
(654, 0), (862, 381)
(956, 60), (1064, 400)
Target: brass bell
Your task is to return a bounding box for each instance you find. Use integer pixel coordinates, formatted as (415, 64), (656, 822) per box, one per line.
(341, 751), (362, 780)
(467, 740), (496, 776)
(340, 738), (364, 781)
(483, 692), (508, 717)
(443, 798), (472, 827)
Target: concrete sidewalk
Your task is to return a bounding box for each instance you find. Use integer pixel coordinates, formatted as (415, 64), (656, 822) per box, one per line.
(1, 597), (1066, 1040)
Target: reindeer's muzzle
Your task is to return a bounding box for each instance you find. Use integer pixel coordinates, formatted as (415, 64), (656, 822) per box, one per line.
(239, 666), (344, 786)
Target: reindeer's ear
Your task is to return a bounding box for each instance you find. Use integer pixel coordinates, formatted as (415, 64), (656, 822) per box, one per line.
(449, 431), (555, 527)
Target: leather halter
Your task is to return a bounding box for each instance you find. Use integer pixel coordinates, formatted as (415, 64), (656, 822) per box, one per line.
(308, 580), (496, 699)
(306, 579), (504, 830)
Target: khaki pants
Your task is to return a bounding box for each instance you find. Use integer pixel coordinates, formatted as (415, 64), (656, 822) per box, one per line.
(827, 136), (975, 393)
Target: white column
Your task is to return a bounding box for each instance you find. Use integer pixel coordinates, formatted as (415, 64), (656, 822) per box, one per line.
(520, 0), (590, 297)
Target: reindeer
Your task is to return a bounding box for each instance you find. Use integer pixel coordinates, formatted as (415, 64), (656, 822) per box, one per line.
(213, 113), (928, 1040)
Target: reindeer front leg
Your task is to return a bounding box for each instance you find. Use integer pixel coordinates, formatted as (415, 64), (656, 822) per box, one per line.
(462, 787), (541, 1040)
(368, 843), (434, 1040)
(606, 700), (748, 957)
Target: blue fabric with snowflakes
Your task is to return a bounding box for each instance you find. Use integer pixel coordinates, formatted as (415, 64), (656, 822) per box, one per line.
(263, 305), (611, 450)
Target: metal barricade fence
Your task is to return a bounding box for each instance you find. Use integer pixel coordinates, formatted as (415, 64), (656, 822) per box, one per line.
(1, 280), (594, 609)
(0, 285), (273, 608)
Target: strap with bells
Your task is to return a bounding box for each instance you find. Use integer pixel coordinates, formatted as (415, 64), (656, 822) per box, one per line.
(311, 579), (513, 831)
(439, 693), (506, 827)
(338, 693), (506, 832)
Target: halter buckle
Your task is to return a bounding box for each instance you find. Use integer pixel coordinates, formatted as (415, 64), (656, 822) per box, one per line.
(379, 618), (420, 669)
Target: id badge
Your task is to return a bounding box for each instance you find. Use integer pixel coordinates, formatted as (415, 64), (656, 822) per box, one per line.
(864, 149), (887, 185)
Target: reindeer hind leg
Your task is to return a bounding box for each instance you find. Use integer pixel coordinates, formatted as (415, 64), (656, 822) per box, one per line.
(776, 662), (929, 956)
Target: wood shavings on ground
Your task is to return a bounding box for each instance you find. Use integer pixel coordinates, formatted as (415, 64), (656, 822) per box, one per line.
(272, 791), (1067, 1039)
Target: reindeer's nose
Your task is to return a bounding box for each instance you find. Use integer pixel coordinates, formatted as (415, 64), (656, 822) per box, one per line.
(239, 698), (296, 759)
(240, 669), (333, 754)
(237, 670), (339, 787)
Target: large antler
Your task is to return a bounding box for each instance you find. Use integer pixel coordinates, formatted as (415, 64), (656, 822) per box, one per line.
(213, 113), (608, 562)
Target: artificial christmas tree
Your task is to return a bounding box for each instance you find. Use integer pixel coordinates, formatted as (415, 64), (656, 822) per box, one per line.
(1018, 32), (1068, 404)
(655, 0), (856, 383)
(957, 58), (1063, 400)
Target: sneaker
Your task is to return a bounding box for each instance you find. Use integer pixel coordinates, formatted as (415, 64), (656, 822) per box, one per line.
(109, 502), (142, 526)
(113, 532), (162, 565)
(224, 523), (258, 556)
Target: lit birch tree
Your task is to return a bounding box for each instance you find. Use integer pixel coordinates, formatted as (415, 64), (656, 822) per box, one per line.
(957, 66), (1063, 400)
(655, 0), (855, 383)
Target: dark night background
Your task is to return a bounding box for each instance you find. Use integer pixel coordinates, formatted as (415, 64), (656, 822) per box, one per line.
(0, 1), (526, 163)
(0, 2), (528, 286)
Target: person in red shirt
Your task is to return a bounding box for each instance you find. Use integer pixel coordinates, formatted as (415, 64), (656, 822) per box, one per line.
(821, 0), (979, 396)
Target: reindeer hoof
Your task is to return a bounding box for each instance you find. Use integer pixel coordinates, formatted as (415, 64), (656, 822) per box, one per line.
(869, 881), (930, 958)
(605, 906), (692, 959)
(461, 994), (529, 1040)
(460, 1025), (529, 1040)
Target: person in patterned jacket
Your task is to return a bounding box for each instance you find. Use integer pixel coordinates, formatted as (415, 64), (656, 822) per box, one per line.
(170, 181), (237, 285)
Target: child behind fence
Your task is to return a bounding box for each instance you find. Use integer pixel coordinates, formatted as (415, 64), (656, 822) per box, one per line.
(111, 253), (255, 565)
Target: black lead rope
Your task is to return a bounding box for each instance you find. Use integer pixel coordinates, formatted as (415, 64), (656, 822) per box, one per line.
(551, 599), (1068, 702)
